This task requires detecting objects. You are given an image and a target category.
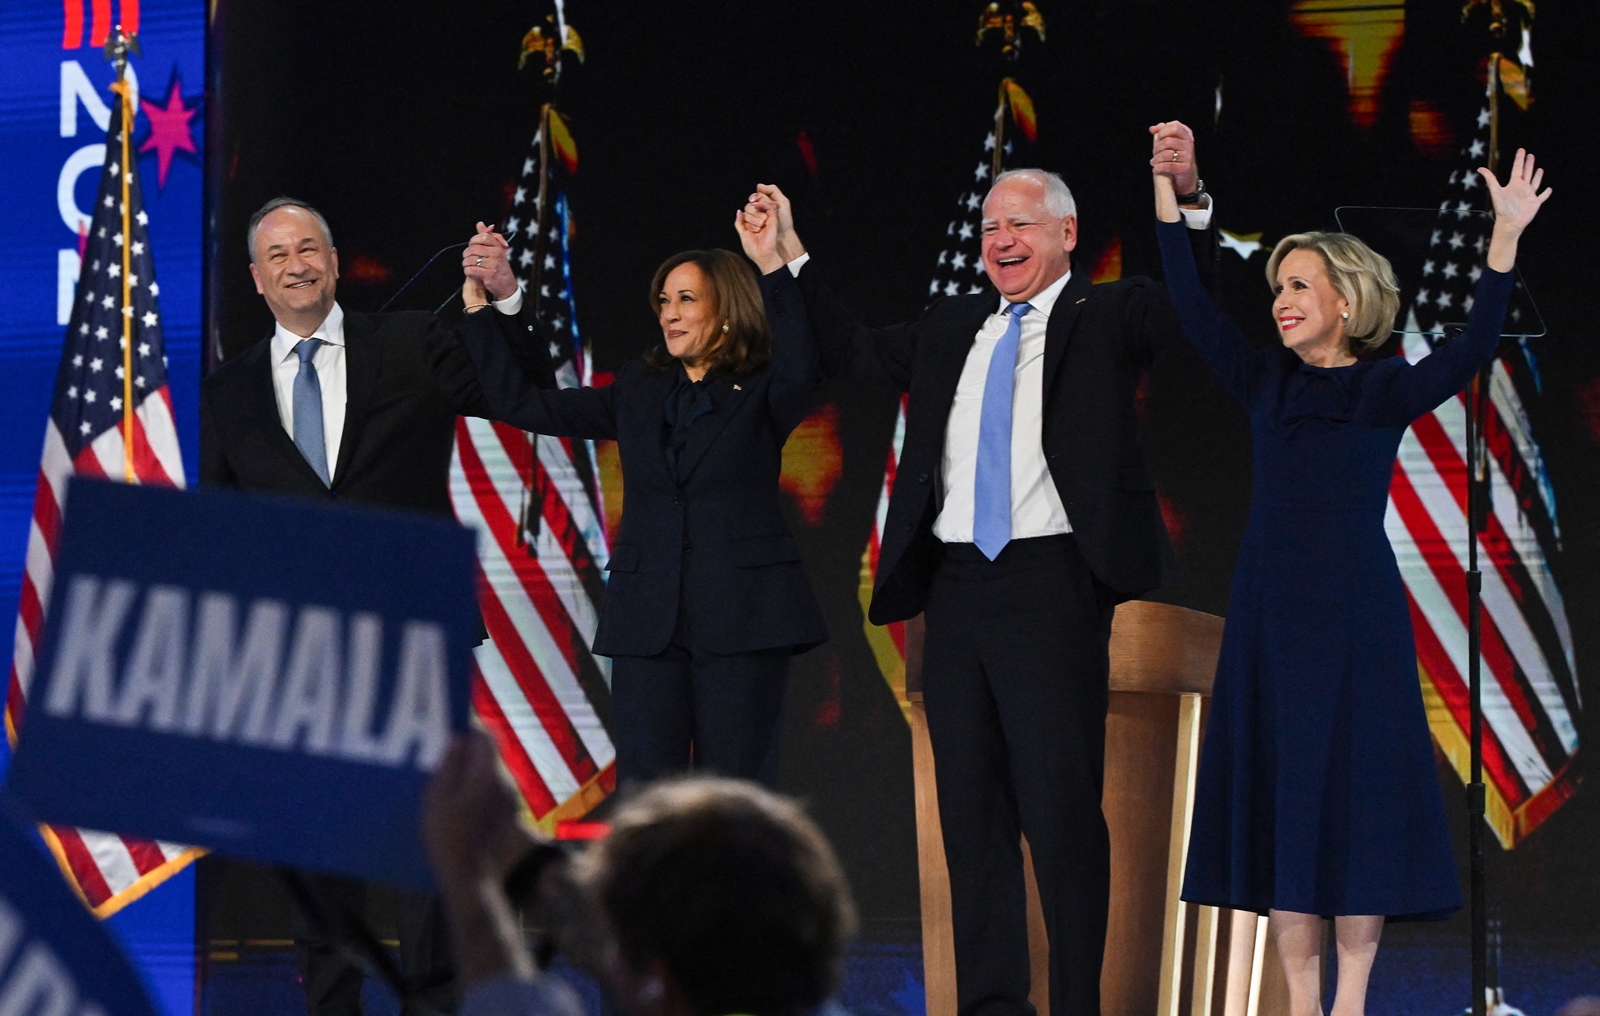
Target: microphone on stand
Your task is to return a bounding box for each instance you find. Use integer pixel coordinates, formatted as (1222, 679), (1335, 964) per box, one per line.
(376, 241), (470, 313)
(376, 227), (521, 313)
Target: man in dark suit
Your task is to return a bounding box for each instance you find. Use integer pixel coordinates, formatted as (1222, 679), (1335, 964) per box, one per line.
(742, 124), (1213, 1016)
(200, 197), (551, 1016)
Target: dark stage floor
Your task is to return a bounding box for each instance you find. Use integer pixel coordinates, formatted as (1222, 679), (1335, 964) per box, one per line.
(195, 925), (1600, 1016)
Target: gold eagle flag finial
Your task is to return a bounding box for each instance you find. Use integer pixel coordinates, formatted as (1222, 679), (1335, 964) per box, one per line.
(977, 0), (1045, 61)
(102, 23), (140, 78)
(1462, 0), (1535, 169)
(1461, 0), (1534, 38)
(519, 14), (585, 80)
(975, 2), (1045, 176)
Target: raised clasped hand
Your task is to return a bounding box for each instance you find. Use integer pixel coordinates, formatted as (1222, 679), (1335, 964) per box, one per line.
(1148, 121), (1199, 197)
(736, 189), (780, 271)
(735, 183), (803, 274)
(463, 221), (518, 302)
(1480, 148), (1552, 237)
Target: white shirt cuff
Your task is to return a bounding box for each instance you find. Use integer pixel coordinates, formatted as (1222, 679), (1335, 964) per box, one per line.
(786, 252), (811, 277)
(493, 285), (525, 315)
(1179, 193), (1214, 230)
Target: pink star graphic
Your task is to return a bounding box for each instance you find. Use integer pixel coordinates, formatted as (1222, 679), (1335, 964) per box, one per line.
(139, 81), (198, 190)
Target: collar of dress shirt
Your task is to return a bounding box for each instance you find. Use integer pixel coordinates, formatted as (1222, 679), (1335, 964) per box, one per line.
(995, 267), (1071, 318)
(271, 301), (347, 364)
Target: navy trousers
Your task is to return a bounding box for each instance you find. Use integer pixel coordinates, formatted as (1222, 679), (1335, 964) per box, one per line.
(610, 643), (789, 788)
(922, 535), (1116, 1016)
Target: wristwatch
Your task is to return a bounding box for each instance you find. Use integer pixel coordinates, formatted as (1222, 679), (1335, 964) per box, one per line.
(1175, 179), (1207, 207)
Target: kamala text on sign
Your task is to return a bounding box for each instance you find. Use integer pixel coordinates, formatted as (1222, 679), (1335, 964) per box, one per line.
(5, 479), (478, 889)
(44, 579), (451, 770)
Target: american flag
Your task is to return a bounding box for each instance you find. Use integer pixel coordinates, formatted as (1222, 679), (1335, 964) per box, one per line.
(1384, 92), (1580, 847)
(4, 84), (201, 915)
(449, 103), (617, 828)
(860, 120), (1020, 711)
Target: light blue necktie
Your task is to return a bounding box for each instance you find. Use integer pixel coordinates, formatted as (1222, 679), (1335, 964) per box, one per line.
(973, 301), (1032, 561)
(292, 338), (330, 486)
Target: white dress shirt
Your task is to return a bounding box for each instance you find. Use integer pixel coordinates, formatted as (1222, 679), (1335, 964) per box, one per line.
(269, 288), (525, 477)
(270, 301), (349, 473)
(785, 198), (1212, 544)
(934, 270), (1074, 543)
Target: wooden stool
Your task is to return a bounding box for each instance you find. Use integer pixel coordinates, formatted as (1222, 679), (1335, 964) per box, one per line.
(905, 601), (1292, 1016)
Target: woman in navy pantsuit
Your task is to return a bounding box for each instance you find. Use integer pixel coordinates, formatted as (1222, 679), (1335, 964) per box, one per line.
(1150, 124), (1550, 1016)
(459, 209), (827, 788)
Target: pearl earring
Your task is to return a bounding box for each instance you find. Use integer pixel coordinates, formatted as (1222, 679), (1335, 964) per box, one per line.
(722, 323), (730, 333)
(1341, 312), (1348, 319)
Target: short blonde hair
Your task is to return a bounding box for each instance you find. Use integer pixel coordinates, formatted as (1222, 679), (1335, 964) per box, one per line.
(1266, 232), (1401, 353)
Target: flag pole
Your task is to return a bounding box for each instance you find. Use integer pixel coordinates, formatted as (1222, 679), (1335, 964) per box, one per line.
(514, 5), (572, 551)
(518, 101), (555, 550)
(1468, 40), (1506, 1016)
(108, 26), (138, 482)
(992, 81), (1007, 180)
(1466, 346), (1487, 1016)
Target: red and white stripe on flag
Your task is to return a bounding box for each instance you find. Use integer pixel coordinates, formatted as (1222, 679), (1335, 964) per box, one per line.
(859, 396), (913, 722)
(451, 417), (615, 829)
(1387, 333), (1581, 847)
(5, 391), (205, 917)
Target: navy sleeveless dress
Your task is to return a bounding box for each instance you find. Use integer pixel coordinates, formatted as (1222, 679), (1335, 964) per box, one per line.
(1157, 219), (1513, 919)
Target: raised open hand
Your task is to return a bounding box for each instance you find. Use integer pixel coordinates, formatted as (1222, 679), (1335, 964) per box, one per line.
(1479, 148), (1551, 237)
(422, 729), (523, 884)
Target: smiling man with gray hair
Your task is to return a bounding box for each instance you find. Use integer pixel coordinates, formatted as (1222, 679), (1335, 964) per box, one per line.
(200, 197), (554, 1016)
(737, 123), (1215, 1016)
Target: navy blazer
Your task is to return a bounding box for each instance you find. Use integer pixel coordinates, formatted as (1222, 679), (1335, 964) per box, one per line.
(462, 268), (828, 658)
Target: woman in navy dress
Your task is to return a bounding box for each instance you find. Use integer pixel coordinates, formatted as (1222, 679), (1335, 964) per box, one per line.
(1149, 123), (1550, 1016)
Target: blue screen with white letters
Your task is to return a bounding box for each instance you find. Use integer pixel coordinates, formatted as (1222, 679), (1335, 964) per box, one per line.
(0, 0), (204, 732)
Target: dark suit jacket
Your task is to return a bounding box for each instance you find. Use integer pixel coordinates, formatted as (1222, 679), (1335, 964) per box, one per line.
(461, 268), (828, 658)
(200, 306), (551, 515)
(797, 232), (1214, 624)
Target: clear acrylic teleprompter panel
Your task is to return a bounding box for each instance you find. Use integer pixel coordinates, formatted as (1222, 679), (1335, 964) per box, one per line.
(1334, 206), (1544, 339)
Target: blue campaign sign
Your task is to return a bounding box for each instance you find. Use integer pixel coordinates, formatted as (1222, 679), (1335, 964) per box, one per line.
(0, 796), (160, 1016)
(4, 478), (480, 889)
